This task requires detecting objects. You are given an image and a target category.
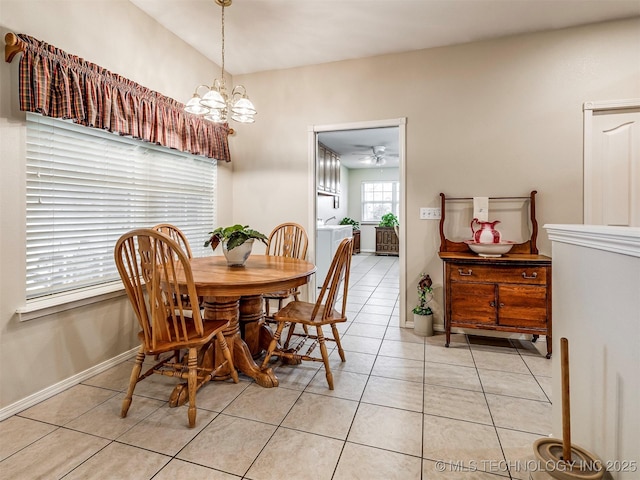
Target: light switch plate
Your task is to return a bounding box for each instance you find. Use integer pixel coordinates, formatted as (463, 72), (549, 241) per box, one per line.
(420, 207), (441, 220)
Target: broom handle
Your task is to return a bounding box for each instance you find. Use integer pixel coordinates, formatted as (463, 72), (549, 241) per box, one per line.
(561, 337), (572, 462)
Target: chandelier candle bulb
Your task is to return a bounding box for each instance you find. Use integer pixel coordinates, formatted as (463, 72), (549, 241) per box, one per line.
(184, 0), (256, 124)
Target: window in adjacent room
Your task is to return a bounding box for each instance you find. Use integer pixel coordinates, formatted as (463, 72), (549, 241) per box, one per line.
(25, 113), (217, 300)
(361, 180), (399, 223)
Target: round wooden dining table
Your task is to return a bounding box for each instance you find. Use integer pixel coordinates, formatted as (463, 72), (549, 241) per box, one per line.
(175, 254), (316, 389)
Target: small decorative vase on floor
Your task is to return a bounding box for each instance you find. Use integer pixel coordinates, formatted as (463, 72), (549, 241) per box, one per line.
(414, 313), (433, 337)
(222, 239), (254, 266)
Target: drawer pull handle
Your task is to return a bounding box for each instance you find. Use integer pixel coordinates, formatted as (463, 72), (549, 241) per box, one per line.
(499, 303), (505, 308)
(458, 269), (473, 276)
(489, 301), (496, 307)
(522, 272), (538, 279)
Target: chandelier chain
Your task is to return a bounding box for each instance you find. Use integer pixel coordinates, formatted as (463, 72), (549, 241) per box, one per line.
(184, 0), (255, 123)
(220, 2), (225, 78)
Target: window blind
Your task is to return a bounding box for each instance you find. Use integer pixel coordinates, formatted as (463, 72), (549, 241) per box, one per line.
(26, 112), (216, 300)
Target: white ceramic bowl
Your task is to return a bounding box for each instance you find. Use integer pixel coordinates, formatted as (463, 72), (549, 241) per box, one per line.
(465, 240), (515, 257)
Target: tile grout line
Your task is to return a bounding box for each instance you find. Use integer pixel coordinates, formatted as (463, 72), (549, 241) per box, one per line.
(469, 341), (515, 480)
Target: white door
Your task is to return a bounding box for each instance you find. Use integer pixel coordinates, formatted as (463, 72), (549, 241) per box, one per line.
(584, 100), (640, 226)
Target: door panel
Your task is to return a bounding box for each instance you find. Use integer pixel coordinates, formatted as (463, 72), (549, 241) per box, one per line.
(585, 105), (640, 226)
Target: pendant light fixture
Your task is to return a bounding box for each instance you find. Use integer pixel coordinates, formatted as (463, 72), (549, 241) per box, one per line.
(184, 0), (256, 124)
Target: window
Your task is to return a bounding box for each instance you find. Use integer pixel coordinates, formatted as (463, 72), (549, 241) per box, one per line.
(26, 113), (216, 300)
(361, 181), (400, 222)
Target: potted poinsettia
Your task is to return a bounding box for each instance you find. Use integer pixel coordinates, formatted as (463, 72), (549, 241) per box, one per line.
(204, 224), (267, 266)
(412, 273), (434, 336)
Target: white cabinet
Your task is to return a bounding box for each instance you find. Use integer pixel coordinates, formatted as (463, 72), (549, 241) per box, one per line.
(316, 225), (352, 285)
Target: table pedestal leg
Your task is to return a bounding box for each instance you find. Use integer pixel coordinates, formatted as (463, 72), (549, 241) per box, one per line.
(205, 296), (278, 388)
(239, 295), (265, 358)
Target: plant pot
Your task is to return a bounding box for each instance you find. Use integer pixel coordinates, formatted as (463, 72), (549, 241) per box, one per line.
(222, 239), (254, 266)
(414, 313), (433, 337)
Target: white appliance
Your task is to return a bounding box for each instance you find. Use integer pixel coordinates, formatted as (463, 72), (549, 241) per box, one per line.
(316, 225), (352, 286)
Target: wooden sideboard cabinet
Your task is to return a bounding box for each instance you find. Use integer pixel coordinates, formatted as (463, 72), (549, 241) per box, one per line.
(438, 191), (552, 358)
(440, 253), (552, 358)
(375, 227), (399, 256)
(352, 230), (361, 254)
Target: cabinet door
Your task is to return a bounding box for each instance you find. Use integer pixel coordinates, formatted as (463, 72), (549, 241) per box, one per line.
(450, 282), (496, 325)
(329, 152), (334, 193)
(324, 149), (331, 192)
(317, 147), (326, 191)
(497, 285), (547, 328)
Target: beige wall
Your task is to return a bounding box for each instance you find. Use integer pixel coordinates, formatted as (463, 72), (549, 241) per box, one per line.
(231, 17), (640, 325)
(0, 0), (233, 409)
(1, 1), (639, 411)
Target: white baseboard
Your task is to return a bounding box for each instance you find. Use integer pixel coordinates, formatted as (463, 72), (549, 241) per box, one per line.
(0, 346), (138, 421)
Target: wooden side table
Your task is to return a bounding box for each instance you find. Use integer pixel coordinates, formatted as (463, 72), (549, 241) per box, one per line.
(375, 227), (399, 256)
(440, 252), (552, 358)
(438, 191), (552, 358)
(352, 230), (361, 254)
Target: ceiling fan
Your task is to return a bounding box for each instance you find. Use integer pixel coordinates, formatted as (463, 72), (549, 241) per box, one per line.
(359, 145), (393, 166)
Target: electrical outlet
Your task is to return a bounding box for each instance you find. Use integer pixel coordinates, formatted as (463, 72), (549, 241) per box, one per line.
(420, 207), (441, 220)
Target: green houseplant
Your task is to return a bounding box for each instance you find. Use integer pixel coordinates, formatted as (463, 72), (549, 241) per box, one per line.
(204, 224), (267, 250)
(204, 224), (268, 266)
(412, 273), (434, 336)
(339, 217), (360, 231)
(378, 213), (399, 228)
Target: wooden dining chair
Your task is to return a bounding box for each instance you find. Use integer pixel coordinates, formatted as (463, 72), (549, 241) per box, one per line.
(261, 237), (353, 390)
(152, 223), (202, 310)
(115, 228), (238, 428)
(152, 223), (194, 259)
(263, 222), (309, 320)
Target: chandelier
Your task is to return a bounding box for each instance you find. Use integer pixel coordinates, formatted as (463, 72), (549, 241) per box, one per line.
(184, 0), (256, 124)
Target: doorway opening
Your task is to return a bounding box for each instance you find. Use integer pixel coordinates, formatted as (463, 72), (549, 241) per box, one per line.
(309, 118), (407, 327)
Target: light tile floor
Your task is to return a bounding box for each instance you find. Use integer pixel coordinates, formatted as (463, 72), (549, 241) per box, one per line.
(0, 255), (552, 480)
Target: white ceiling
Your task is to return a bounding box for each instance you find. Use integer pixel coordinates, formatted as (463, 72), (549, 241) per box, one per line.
(130, 0), (640, 76)
(318, 128), (400, 169)
(129, 0), (640, 168)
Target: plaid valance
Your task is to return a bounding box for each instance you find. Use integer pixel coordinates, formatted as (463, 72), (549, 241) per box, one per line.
(14, 34), (230, 162)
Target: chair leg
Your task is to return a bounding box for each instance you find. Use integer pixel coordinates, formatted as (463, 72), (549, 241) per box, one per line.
(283, 320), (298, 350)
(331, 323), (346, 362)
(187, 347), (198, 428)
(264, 297), (271, 319)
(122, 346), (145, 418)
(316, 326), (334, 390)
(261, 322), (285, 369)
(291, 292), (310, 336)
(216, 332), (239, 383)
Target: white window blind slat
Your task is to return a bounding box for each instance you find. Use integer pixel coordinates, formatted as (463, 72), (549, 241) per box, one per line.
(26, 113), (217, 300)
